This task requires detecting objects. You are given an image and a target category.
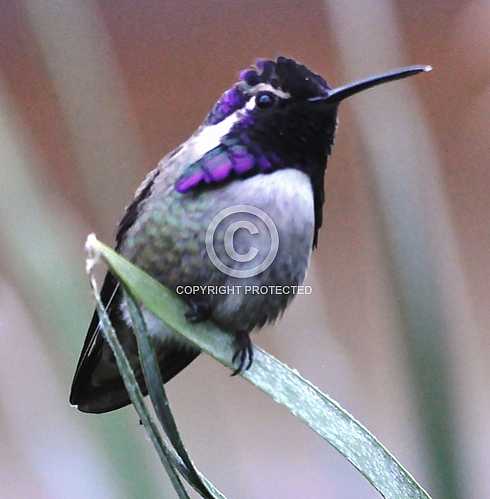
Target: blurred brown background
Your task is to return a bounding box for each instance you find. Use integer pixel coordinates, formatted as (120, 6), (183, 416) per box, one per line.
(1, 1), (489, 498)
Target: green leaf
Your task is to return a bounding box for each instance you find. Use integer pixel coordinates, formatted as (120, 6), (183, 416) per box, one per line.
(87, 235), (432, 499)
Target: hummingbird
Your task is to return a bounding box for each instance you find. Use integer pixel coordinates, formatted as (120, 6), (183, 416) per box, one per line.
(70, 56), (431, 413)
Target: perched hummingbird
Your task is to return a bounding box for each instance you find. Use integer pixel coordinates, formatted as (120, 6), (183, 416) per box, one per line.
(70, 57), (430, 413)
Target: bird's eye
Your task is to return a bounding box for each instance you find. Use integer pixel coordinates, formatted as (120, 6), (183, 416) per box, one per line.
(255, 91), (276, 109)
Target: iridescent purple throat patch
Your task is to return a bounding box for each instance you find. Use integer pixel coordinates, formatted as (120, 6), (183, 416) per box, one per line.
(175, 144), (280, 193)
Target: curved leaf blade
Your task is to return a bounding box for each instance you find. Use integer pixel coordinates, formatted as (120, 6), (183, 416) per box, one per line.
(88, 235), (432, 499)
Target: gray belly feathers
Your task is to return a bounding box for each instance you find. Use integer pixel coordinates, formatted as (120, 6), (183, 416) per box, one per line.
(119, 168), (314, 342)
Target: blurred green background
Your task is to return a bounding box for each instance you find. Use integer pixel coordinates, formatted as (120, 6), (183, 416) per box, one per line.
(1, 1), (489, 498)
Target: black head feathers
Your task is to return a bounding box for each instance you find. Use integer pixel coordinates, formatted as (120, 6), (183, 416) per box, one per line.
(206, 56), (329, 125)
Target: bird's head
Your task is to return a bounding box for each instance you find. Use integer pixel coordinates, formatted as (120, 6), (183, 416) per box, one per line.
(176, 56), (431, 195)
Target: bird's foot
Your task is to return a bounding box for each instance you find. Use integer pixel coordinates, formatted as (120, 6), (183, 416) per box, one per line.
(231, 330), (254, 376)
(185, 301), (211, 323)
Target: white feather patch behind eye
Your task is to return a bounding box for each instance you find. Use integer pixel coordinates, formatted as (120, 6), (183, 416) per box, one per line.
(184, 110), (242, 160)
(248, 83), (291, 99)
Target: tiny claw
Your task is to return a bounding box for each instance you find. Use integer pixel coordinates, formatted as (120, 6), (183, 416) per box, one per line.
(231, 330), (254, 376)
(245, 342), (254, 370)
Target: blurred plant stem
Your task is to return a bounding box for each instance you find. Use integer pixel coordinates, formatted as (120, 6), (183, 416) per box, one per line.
(325, 1), (463, 497)
(0, 80), (164, 499)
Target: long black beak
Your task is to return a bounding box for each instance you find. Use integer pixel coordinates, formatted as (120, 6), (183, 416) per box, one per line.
(310, 65), (432, 103)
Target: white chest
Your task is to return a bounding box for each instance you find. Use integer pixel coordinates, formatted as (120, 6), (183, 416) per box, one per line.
(221, 168), (314, 237)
